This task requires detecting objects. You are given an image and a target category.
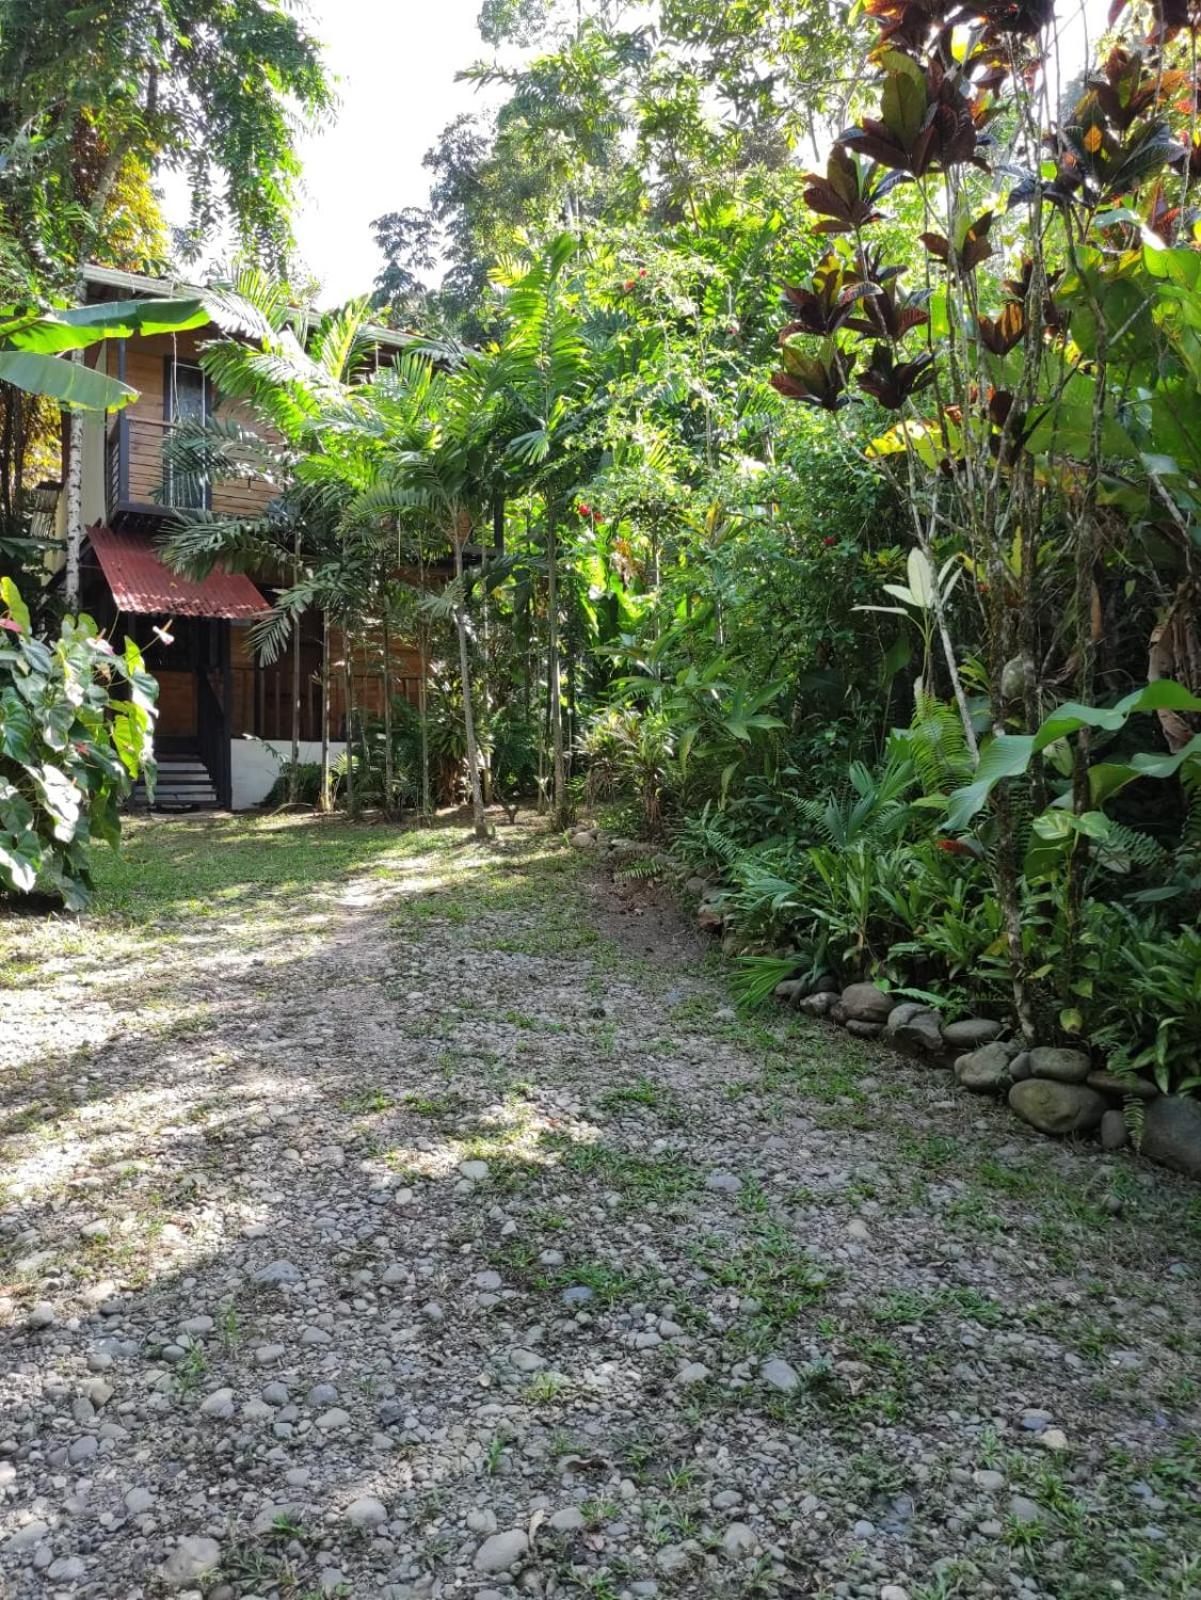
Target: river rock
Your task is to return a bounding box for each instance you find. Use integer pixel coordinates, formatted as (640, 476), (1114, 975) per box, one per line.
(159, 1535), (222, 1589)
(955, 1042), (1014, 1093)
(1100, 1110), (1129, 1151)
(474, 1530), (529, 1573)
(1009, 1051), (1032, 1081)
(892, 1008), (944, 1055)
(846, 1020), (882, 1039)
(1027, 1047), (1091, 1084)
(800, 991), (838, 1017)
(942, 1017), (1003, 1049)
(1086, 1069), (1157, 1101)
(773, 979), (809, 1004)
(1140, 1095), (1201, 1179)
(1009, 1079), (1106, 1135)
(837, 983), (894, 1025)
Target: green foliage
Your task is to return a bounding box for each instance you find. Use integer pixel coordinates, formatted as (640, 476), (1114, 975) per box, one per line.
(0, 581), (155, 907)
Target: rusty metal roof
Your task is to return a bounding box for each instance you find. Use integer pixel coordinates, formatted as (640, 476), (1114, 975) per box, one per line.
(88, 525), (270, 620)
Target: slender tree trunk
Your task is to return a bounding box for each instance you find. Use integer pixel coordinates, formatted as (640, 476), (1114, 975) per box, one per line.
(343, 638), (357, 818)
(64, 400), (85, 609)
(454, 536), (488, 839)
(318, 611), (331, 814)
(381, 598), (395, 819)
(417, 541), (432, 818)
(289, 612), (301, 802)
(546, 509), (568, 825)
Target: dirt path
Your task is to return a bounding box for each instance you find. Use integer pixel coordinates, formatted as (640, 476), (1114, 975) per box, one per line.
(2, 815), (1199, 1600)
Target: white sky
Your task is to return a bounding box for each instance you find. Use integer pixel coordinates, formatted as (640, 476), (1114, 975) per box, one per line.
(164, 0), (1108, 308)
(288, 0), (493, 302)
(163, 0), (492, 305)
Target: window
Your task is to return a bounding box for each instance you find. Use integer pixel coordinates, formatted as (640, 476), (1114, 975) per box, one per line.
(165, 360), (211, 510)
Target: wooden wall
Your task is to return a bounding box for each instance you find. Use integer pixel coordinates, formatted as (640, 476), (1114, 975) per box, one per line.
(230, 619), (424, 743)
(115, 331), (276, 520)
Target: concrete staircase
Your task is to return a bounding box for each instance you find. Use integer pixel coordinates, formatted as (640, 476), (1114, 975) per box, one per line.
(134, 746), (219, 811)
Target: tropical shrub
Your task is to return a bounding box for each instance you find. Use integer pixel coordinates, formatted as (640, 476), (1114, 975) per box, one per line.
(0, 579), (156, 908)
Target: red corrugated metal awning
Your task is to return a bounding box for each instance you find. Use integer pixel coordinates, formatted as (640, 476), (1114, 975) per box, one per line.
(88, 525), (270, 620)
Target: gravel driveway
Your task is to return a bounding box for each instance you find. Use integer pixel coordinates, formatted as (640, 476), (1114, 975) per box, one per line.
(2, 813), (1199, 1600)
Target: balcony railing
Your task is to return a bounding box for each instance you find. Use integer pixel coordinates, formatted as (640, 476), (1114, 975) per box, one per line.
(104, 414), (273, 526)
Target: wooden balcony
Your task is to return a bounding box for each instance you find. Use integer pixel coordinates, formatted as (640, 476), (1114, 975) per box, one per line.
(105, 413), (276, 530)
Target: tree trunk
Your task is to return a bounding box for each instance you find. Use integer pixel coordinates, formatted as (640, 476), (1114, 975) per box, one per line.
(64, 397), (84, 610)
(381, 597), (395, 819)
(454, 537), (488, 839)
(546, 509), (568, 825)
(318, 611), (331, 814)
(417, 620), (431, 820)
(343, 639), (357, 818)
(289, 611), (301, 803)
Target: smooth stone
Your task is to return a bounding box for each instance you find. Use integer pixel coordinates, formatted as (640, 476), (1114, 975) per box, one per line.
(706, 1171), (741, 1193)
(549, 1507), (585, 1532)
(886, 1001), (926, 1032)
(124, 1487), (155, 1514)
(47, 1557), (85, 1580)
(346, 1496), (388, 1530)
(801, 991), (838, 1016)
(1027, 1046), (1091, 1084)
(1087, 1069), (1157, 1100)
(955, 1041), (1013, 1093)
(722, 1522), (758, 1557)
(942, 1017), (1003, 1049)
(473, 1530), (529, 1573)
(316, 1407), (350, 1430)
(26, 1301), (56, 1330)
(459, 1160), (490, 1182)
(1008, 1079), (1106, 1135)
(1101, 1109), (1130, 1151)
(1009, 1051), (1032, 1081)
(1141, 1095), (1201, 1178)
(677, 1362), (710, 1385)
(253, 1260), (302, 1285)
(199, 1388), (235, 1420)
(509, 1348), (544, 1372)
(159, 1535), (222, 1589)
(562, 1285), (594, 1307)
(846, 1019), (882, 1039)
(760, 1358), (799, 1393)
(893, 1009), (944, 1054)
(838, 982), (894, 1024)
(5, 1519), (50, 1551)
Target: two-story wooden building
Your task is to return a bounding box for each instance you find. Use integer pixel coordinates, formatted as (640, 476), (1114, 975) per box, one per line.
(60, 265), (423, 809)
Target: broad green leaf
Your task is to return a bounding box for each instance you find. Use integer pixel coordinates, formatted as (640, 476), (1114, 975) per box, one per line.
(0, 351), (137, 411)
(1, 576), (30, 633)
(906, 547), (935, 608)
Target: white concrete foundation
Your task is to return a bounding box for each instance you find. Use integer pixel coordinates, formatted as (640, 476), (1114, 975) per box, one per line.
(230, 738), (347, 810)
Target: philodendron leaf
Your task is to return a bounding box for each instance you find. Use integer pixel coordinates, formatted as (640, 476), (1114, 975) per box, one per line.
(1, 576), (30, 633)
(946, 681), (1201, 829)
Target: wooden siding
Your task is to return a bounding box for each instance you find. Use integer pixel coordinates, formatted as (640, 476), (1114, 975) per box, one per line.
(110, 332), (276, 520)
(229, 619), (423, 743)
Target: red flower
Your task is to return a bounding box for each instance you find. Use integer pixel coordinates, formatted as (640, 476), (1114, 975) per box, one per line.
(0, 617), (22, 633)
(936, 837), (975, 856)
(577, 503), (592, 518)
(823, 535), (837, 547)
(638, 268), (647, 277)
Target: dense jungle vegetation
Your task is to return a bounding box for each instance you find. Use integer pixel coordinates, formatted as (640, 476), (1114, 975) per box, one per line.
(2, 0), (1201, 1097)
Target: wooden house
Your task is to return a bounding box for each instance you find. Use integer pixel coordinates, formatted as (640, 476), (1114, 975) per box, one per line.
(60, 265), (424, 810)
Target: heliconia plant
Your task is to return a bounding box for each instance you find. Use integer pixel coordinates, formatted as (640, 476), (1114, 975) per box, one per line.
(0, 579), (157, 908)
(771, 0), (1201, 1037)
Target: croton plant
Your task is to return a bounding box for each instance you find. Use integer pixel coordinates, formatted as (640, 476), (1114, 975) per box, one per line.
(0, 579), (157, 909)
(772, 0), (1201, 1032)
